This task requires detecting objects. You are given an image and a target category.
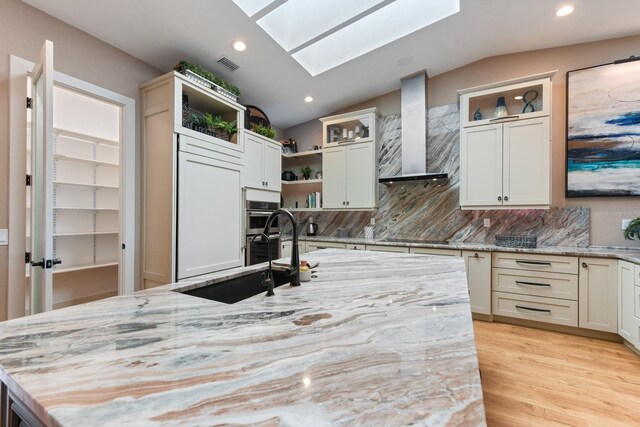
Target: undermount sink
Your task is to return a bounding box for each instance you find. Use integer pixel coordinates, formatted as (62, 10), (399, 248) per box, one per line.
(177, 269), (291, 304)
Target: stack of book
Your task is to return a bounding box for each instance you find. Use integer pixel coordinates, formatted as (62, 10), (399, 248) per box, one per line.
(307, 192), (322, 209)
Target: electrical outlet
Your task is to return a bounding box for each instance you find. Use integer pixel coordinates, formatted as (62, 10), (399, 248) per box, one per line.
(622, 219), (632, 230)
(483, 218), (491, 228)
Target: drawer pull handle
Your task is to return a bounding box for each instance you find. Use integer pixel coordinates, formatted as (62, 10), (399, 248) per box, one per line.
(516, 305), (552, 313)
(515, 281), (551, 287)
(515, 260), (552, 266)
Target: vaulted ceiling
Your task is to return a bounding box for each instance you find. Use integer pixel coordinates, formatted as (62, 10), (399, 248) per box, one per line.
(23, 0), (640, 128)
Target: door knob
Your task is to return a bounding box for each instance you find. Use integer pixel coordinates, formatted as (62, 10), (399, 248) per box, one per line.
(504, 196), (509, 201)
(582, 262), (588, 268)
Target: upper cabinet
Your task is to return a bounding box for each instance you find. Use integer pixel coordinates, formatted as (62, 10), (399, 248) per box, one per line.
(320, 108), (379, 209)
(242, 130), (281, 193)
(458, 72), (555, 210)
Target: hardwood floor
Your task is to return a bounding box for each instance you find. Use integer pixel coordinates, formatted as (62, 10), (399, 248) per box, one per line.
(473, 321), (640, 426)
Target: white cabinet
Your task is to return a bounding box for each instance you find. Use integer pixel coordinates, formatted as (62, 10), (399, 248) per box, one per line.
(281, 240), (305, 258)
(463, 251), (492, 315)
(322, 142), (377, 209)
(578, 257), (617, 333)
(242, 130), (281, 192)
(305, 241), (346, 252)
(459, 73), (553, 209)
(320, 108), (378, 210)
(619, 261), (640, 347)
(141, 72), (246, 288)
(364, 245), (409, 253)
(177, 151), (243, 279)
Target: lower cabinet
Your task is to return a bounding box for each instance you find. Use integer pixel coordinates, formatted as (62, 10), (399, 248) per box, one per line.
(578, 257), (618, 333)
(619, 261), (640, 347)
(281, 241), (304, 258)
(410, 247), (462, 257)
(492, 292), (579, 327)
(364, 245), (409, 253)
(463, 251), (491, 315)
(305, 241), (346, 252)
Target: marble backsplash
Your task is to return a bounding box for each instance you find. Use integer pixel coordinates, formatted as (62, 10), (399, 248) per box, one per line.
(286, 104), (589, 247)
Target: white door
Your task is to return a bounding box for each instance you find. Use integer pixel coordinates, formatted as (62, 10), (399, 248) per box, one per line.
(463, 251), (491, 315)
(503, 117), (550, 206)
(30, 41), (54, 314)
(618, 261), (639, 345)
(263, 141), (282, 192)
(243, 132), (264, 190)
(578, 258), (617, 333)
(346, 142), (374, 208)
(177, 151), (243, 279)
(322, 146), (346, 208)
(460, 124), (503, 207)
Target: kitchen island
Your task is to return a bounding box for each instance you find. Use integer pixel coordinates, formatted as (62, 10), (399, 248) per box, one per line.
(0, 250), (485, 426)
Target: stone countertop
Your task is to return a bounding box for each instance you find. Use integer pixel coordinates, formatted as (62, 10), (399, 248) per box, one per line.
(290, 236), (640, 264)
(0, 250), (485, 426)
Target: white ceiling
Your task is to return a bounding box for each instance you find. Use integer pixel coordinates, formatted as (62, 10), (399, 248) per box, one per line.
(23, 0), (640, 129)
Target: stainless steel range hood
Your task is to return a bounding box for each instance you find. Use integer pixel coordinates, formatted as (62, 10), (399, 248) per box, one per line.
(379, 71), (448, 184)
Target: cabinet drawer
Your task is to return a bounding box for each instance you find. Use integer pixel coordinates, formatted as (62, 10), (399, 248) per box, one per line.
(409, 247), (462, 257)
(346, 244), (366, 250)
(365, 244), (409, 253)
(636, 286), (640, 319)
(492, 252), (578, 274)
(492, 268), (578, 300)
(492, 291), (578, 327)
(305, 241), (346, 252)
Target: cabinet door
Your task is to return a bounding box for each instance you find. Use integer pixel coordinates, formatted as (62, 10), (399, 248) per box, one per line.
(460, 124), (503, 207)
(579, 257), (617, 333)
(243, 133), (264, 190)
(263, 141), (282, 192)
(463, 251), (491, 315)
(503, 117), (550, 206)
(177, 152), (243, 279)
(345, 143), (375, 208)
(619, 261), (639, 345)
(322, 147), (346, 208)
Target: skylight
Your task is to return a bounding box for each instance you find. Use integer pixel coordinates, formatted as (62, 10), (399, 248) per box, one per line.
(233, 0), (460, 76)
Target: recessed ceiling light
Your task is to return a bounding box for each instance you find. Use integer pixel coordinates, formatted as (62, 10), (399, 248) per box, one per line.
(233, 40), (247, 51)
(556, 5), (574, 16)
(304, 96), (314, 103)
(514, 95), (523, 100)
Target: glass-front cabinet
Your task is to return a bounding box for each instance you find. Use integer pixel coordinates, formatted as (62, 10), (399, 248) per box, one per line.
(322, 108), (376, 148)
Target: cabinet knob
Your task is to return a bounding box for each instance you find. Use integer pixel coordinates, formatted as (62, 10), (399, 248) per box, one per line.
(498, 196), (502, 201)
(582, 262), (588, 268)
(346, 201), (349, 206)
(504, 196), (509, 201)
(474, 253), (479, 258)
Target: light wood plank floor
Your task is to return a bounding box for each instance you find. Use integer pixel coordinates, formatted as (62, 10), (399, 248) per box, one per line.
(473, 321), (640, 426)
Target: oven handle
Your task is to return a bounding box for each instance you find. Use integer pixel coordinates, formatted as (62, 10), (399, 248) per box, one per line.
(247, 211), (276, 216)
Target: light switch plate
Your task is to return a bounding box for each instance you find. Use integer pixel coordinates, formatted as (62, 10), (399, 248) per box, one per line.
(483, 218), (491, 228)
(622, 219), (632, 230)
(0, 229), (7, 245)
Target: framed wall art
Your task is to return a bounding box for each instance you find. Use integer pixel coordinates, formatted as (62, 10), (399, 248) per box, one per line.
(566, 57), (640, 197)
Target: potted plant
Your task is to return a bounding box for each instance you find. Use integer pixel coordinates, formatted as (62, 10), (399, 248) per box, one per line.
(624, 218), (640, 240)
(300, 166), (313, 180)
(252, 123), (277, 139)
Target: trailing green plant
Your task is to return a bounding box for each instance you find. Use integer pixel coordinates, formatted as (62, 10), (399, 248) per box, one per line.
(623, 217), (640, 240)
(221, 120), (238, 139)
(190, 113), (204, 127)
(252, 123), (277, 139)
(300, 166), (313, 179)
(203, 113), (224, 130)
(175, 60), (241, 97)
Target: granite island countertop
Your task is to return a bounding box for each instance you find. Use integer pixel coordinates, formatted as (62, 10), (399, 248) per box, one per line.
(289, 236), (640, 264)
(0, 250), (485, 426)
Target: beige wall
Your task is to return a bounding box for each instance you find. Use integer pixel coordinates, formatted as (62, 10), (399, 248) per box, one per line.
(0, 0), (161, 320)
(285, 34), (640, 248)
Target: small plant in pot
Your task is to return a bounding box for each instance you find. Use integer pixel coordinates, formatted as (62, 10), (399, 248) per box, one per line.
(300, 166), (313, 180)
(624, 218), (640, 240)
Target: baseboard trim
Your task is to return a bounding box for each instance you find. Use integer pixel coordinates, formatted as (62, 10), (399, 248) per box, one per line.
(472, 313), (493, 322)
(492, 315), (622, 342)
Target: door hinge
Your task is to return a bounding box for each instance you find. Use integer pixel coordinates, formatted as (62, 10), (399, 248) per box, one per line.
(26, 97), (32, 109)
(25, 252), (30, 264)
(26, 174), (31, 186)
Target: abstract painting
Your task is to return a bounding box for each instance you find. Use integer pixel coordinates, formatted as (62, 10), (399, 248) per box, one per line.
(566, 59), (640, 197)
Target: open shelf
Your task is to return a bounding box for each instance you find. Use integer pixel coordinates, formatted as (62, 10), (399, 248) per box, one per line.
(54, 154), (118, 167)
(54, 181), (119, 189)
(53, 262), (118, 274)
(54, 207), (119, 211)
(54, 128), (119, 146)
(282, 150), (322, 158)
(282, 179), (322, 185)
(54, 231), (119, 237)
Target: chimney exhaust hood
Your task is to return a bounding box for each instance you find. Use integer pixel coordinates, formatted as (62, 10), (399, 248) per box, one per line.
(379, 71), (448, 184)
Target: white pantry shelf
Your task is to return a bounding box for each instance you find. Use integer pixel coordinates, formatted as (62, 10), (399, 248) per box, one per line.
(281, 179), (323, 185)
(53, 262), (118, 274)
(54, 154), (118, 167)
(282, 150), (323, 158)
(54, 127), (119, 147)
(54, 181), (118, 189)
(54, 231), (119, 237)
(54, 207), (119, 211)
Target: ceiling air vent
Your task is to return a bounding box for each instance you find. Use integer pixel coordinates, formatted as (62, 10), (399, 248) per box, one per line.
(216, 56), (239, 72)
